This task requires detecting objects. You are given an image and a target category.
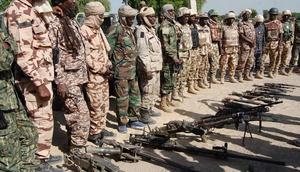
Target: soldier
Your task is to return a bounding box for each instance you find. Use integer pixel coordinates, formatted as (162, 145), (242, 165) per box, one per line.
(220, 12), (239, 83)
(107, 5), (145, 133)
(5, 0), (62, 167)
(0, 24), (40, 171)
(197, 13), (211, 88)
(174, 7), (192, 101)
(49, 0), (90, 154)
(288, 16), (300, 74)
(81, 2), (114, 144)
(236, 9), (256, 82)
(254, 15), (266, 79)
(279, 10), (294, 75)
(261, 8), (283, 78)
(136, 7), (162, 121)
(158, 4), (180, 112)
(208, 9), (222, 84)
(188, 9), (200, 93)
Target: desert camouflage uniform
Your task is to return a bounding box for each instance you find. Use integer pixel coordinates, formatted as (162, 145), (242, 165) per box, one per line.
(280, 20), (294, 72)
(107, 23), (140, 125)
(6, 0), (54, 159)
(136, 25), (162, 110)
(236, 20), (256, 79)
(220, 24), (239, 80)
(197, 24), (211, 86)
(176, 22), (192, 95)
(261, 19), (283, 75)
(81, 25), (111, 136)
(208, 19), (222, 80)
(0, 29), (38, 172)
(188, 23), (199, 84)
(49, 16), (89, 151)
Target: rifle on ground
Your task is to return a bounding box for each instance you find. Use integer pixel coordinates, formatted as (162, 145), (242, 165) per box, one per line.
(129, 134), (285, 166)
(230, 91), (279, 104)
(264, 83), (300, 88)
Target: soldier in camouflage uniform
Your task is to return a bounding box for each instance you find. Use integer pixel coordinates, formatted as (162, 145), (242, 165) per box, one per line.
(279, 10), (294, 76)
(254, 15), (266, 79)
(220, 12), (239, 84)
(174, 7), (192, 101)
(81, 2), (114, 144)
(49, 0), (90, 154)
(288, 16), (300, 74)
(208, 9), (222, 84)
(5, 0), (62, 167)
(261, 8), (283, 78)
(188, 9), (200, 93)
(0, 25), (39, 172)
(136, 7), (162, 119)
(236, 9), (256, 82)
(107, 5), (145, 133)
(158, 4), (181, 112)
(197, 13), (211, 88)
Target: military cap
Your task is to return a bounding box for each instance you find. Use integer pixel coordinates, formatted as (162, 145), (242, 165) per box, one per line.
(282, 10), (292, 16)
(255, 15), (264, 22)
(198, 12), (209, 18)
(269, 8), (279, 15)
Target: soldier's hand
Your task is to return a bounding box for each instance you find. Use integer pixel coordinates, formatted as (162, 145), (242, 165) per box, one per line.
(37, 84), (51, 101)
(146, 71), (153, 80)
(57, 84), (68, 99)
(174, 58), (183, 65)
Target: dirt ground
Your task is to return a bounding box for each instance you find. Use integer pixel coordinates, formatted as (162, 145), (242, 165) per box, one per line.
(51, 72), (300, 172)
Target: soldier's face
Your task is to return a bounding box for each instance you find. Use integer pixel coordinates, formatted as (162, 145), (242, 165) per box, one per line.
(270, 14), (277, 20)
(146, 15), (156, 26)
(189, 15), (196, 23)
(125, 16), (135, 26)
(167, 9), (175, 19)
(180, 14), (189, 24)
(283, 15), (290, 21)
(211, 16), (218, 22)
(227, 18), (234, 25)
(243, 12), (250, 20)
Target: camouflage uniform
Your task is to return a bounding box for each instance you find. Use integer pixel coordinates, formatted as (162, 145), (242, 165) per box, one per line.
(188, 23), (200, 91)
(107, 23), (141, 125)
(261, 19), (283, 77)
(81, 24), (111, 136)
(289, 19), (300, 72)
(254, 23), (266, 73)
(236, 20), (256, 81)
(6, 0), (54, 159)
(0, 29), (38, 172)
(136, 25), (162, 110)
(49, 16), (89, 151)
(176, 22), (192, 95)
(208, 19), (222, 83)
(220, 23), (239, 83)
(280, 20), (294, 74)
(197, 24), (211, 87)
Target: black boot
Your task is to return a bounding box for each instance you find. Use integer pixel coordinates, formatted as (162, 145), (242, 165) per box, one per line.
(140, 108), (156, 124)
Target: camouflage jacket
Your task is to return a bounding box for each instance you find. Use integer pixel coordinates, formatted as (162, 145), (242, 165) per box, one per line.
(238, 20), (256, 49)
(264, 19), (283, 42)
(49, 16), (88, 86)
(208, 19), (222, 42)
(198, 24), (211, 55)
(0, 32), (19, 110)
(5, 0), (54, 86)
(107, 23), (137, 80)
(177, 23), (192, 58)
(282, 21), (294, 42)
(158, 19), (179, 64)
(81, 25), (111, 84)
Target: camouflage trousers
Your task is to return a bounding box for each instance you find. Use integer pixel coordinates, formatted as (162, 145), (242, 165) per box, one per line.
(176, 54), (190, 91)
(139, 71), (160, 110)
(290, 44), (300, 67)
(236, 46), (255, 74)
(85, 80), (109, 136)
(114, 78), (141, 125)
(0, 106), (38, 172)
(220, 49), (238, 77)
(188, 48), (198, 82)
(209, 42), (220, 77)
(280, 40), (292, 69)
(196, 54), (209, 82)
(17, 82), (53, 159)
(160, 63), (177, 96)
(64, 84), (90, 149)
(261, 41), (280, 73)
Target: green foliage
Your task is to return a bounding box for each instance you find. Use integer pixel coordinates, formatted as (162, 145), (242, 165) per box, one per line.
(78, 0), (111, 12)
(251, 8), (258, 18)
(0, 0), (11, 11)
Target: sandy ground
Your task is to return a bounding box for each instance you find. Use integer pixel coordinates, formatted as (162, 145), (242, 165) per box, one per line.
(51, 72), (300, 172)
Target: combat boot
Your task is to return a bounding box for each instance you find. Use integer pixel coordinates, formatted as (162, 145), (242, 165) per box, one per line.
(229, 76), (238, 83)
(172, 89), (183, 102)
(167, 94), (177, 107)
(279, 68), (288, 76)
(194, 81), (201, 91)
(140, 108), (156, 124)
(188, 81), (197, 94)
(287, 67), (294, 75)
(211, 76), (220, 84)
(268, 72), (274, 78)
(220, 73), (225, 84)
(237, 72), (244, 83)
(179, 88), (189, 98)
(198, 81), (208, 89)
(255, 72), (263, 79)
(244, 74), (253, 81)
(159, 96), (172, 113)
(203, 78), (209, 86)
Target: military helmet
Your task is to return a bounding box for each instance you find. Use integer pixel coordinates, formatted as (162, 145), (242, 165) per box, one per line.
(224, 12), (236, 20)
(190, 9), (198, 16)
(118, 5), (138, 17)
(269, 8), (279, 15)
(282, 10), (292, 16)
(177, 7), (190, 17)
(208, 9), (218, 17)
(198, 12), (209, 19)
(255, 15), (264, 22)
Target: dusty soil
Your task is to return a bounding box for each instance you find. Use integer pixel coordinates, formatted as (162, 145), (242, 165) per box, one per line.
(51, 73), (300, 172)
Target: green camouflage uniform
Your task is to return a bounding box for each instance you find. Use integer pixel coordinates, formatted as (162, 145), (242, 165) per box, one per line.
(0, 31), (38, 172)
(158, 19), (179, 96)
(107, 23), (140, 125)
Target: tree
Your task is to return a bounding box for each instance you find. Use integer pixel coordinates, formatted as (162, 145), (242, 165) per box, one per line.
(0, 0), (11, 11)
(251, 8), (258, 18)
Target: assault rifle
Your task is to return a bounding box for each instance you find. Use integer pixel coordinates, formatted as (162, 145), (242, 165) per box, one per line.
(264, 83), (300, 88)
(129, 134), (285, 166)
(230, 91), (279, 104)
